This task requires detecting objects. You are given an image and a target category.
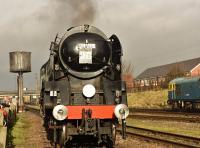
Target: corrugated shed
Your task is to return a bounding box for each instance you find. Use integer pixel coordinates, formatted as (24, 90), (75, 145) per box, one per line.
(136, 57), (200, 79)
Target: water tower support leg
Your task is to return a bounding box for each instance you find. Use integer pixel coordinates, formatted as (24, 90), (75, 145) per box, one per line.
(18, 73), (24, 112)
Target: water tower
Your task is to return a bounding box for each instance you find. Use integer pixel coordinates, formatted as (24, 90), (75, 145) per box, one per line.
(9, 51), (31, 112)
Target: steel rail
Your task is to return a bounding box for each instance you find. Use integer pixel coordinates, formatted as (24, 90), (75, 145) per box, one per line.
(121, 125), (200, 148)
(128, 114), (200, 123)
(129, 108), (200, 114)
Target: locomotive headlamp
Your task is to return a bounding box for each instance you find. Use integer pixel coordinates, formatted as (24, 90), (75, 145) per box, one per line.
(82, 84), (96, 98)
(53, 105), (68, 121)
(114, 104), (129, 119)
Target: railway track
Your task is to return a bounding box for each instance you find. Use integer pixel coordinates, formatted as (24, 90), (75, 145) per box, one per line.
(121, 125), (200, 147)
(128, 108), (200, 123)
(129, 108), (200, 114)
(27, 105), (200, 147)
(25, 104), (40, 114)
(24, 105), (53, 148)
(128, 114), (200, 123)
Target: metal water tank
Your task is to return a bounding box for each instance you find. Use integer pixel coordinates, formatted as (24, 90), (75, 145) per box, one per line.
(9, 51), (31, 73)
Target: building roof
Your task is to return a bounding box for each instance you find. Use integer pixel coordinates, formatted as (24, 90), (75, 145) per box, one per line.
(136, 57), (200, 79)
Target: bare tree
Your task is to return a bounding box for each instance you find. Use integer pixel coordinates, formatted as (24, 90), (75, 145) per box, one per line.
(122, 60), (134, 74)
(121, 60), (134, 91)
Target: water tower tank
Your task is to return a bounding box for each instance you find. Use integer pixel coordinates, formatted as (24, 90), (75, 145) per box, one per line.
(9, 51), (31, 73)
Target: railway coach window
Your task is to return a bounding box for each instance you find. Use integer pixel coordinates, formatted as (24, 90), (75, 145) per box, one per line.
(176, 85), (181, 96)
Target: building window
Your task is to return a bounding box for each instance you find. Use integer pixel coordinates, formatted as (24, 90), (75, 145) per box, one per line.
(144, 79), (149, 86)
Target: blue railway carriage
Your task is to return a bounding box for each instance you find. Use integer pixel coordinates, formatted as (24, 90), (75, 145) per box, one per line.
(168, 77), (200, 109)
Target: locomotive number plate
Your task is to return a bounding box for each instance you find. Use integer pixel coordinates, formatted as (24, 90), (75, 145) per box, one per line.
(77, 43), (95, 64)
(79, 51), (92, 64)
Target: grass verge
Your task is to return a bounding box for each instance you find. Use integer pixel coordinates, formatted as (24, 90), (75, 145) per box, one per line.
(128, 89), (169, 108)
(7, 113), (30, 147)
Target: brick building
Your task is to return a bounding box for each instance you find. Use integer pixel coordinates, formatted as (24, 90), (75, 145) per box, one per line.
(122, 74), (134, 92)
(135, 57), (200, 89)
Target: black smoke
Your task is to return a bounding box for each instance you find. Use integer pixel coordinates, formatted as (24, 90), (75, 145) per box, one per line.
(35, 0), (97, 28)
(66, 0), (96, 25)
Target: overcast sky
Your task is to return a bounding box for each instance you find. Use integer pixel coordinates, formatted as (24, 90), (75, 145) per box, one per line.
(0, 0), (200, 90)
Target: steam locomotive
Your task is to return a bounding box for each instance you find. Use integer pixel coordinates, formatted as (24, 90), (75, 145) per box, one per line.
(40, 25), (129, 147)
